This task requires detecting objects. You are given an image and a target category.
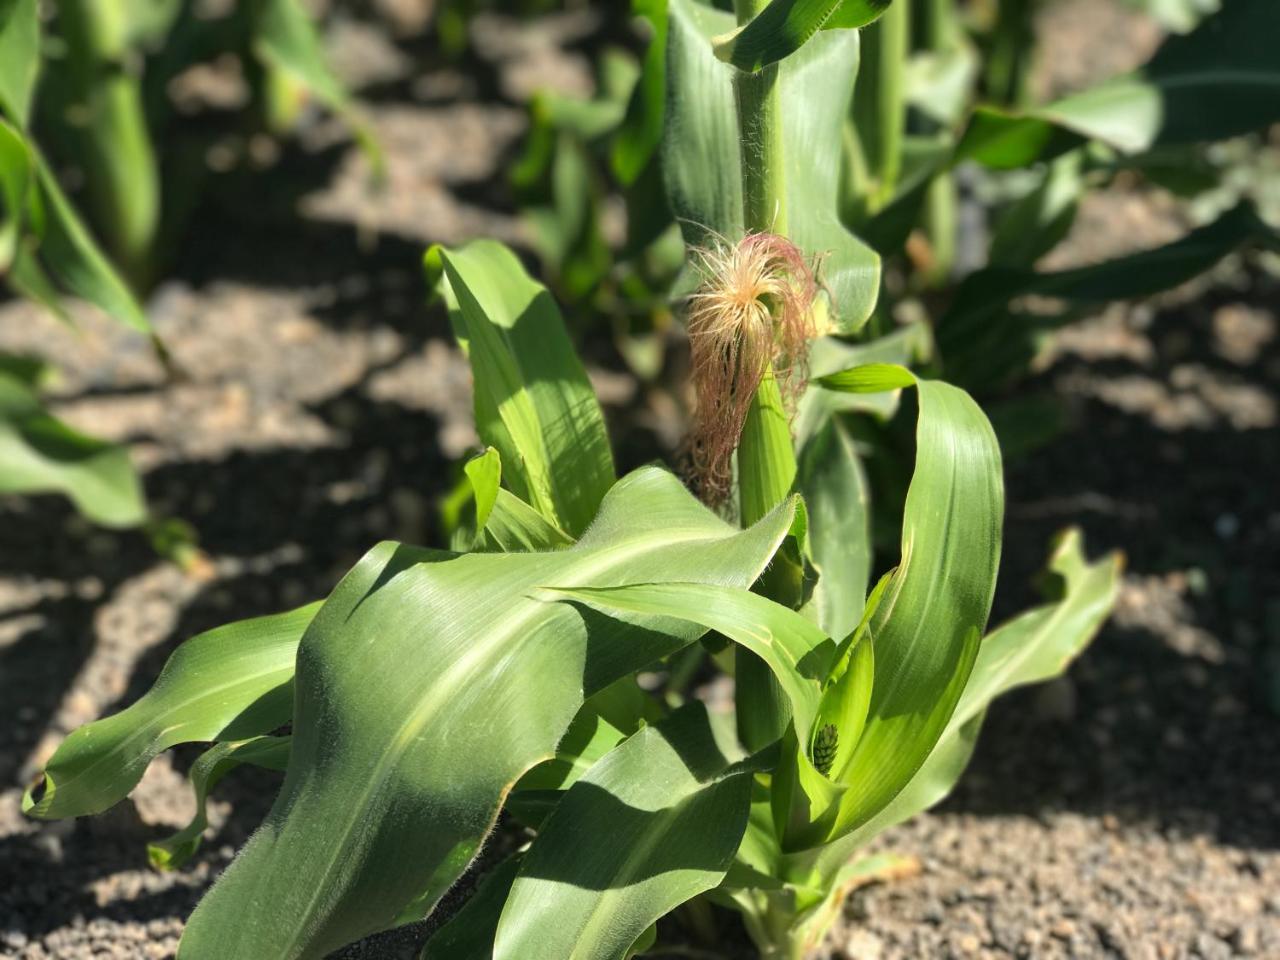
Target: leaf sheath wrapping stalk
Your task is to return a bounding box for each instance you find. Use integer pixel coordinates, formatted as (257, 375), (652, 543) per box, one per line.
(663, 0), (879, 332)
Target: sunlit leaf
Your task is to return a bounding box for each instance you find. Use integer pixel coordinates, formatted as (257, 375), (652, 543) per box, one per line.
(793, 528), (1119, 884)
(793, 365), (1002, 847)
(428, 240), (616, 537)
(175, 469), (796, 959)
(713, 0), (893, 73)
(32, 154), (151, 333)
(24, 604), (319, 818)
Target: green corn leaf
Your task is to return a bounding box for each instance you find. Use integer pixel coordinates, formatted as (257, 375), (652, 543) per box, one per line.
(0, 368), (148, 530)
(792, 365), (1002, 847)
(427, 240), (616, 538)
(797, 417), (870, 640)
(0, 0), (38, 128)
(420, 855), (524, 960)
(507, 707), (628, 830)
(0, 116), (34, 271)
(24, 603), (319, 819)
(664, 0), (880, 332)
(493, 702), (761, 960)
(149, 736), (291, 871)
(484, 489), (575, 552)
(861, 528), (1118, 836)
(32, 154), (151, 334)
(251, 0), (383, 175)
(792, 529), (1119, 888)
(542, 582), (836, 757)
(453, 447), (573, 553)
(794, 323), (934, 444)
(713, 1), (894, 73)
(507, 678), (658, 829)
(174, 468), (796, 960)
(816, 362), (916, 393)
(956, 0), (1280, 168)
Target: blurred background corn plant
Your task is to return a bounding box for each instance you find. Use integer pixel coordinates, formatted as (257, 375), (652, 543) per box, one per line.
(19, 2), (1136, 959)
(0, 0), (370, 548)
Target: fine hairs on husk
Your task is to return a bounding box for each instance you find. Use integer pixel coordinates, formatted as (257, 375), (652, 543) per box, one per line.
(683, 232), (822, 506)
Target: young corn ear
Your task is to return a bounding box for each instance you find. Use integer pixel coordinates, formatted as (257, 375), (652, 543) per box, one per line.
(683, 232), (821, 505)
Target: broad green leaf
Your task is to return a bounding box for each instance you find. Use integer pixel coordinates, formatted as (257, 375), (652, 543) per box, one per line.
(956, 0), (1280, 167)
(0, 369), (147, 529)
(32, 154), (151, 333)
(859, 528), (1118, 836)
(794, 365), (1002, 847)
(484, 489), (574, 552)
(493, 702), (760, 960)
(428, 240), (616, 537)
(0, 116), (34, 270)
(663, 0), (880, 332)
(792, 528), (1118, 886)
(797, 417), (870, 640)
(713, 0), (893, 73)
(25, 604), (319, 819)
(149, 736), (291, 870)
(543, 582), (835, 757)
(252, 0), (383, 173)
(175, 468), (797, 960)
(0, 0), (38, 128)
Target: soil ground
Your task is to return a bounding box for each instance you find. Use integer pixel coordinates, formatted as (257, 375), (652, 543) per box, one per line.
(1, 3), (1277, 959)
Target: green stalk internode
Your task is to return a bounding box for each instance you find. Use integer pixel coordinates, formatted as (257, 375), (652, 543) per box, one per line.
(730, 0), (799, 758)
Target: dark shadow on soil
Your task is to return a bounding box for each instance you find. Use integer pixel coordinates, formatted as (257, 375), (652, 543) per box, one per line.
(943, 275), (1280, 851)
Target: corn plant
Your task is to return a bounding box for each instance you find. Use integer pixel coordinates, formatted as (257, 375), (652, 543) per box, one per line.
(22, 2), (1127, 959)
(0, 0), (368, 540)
